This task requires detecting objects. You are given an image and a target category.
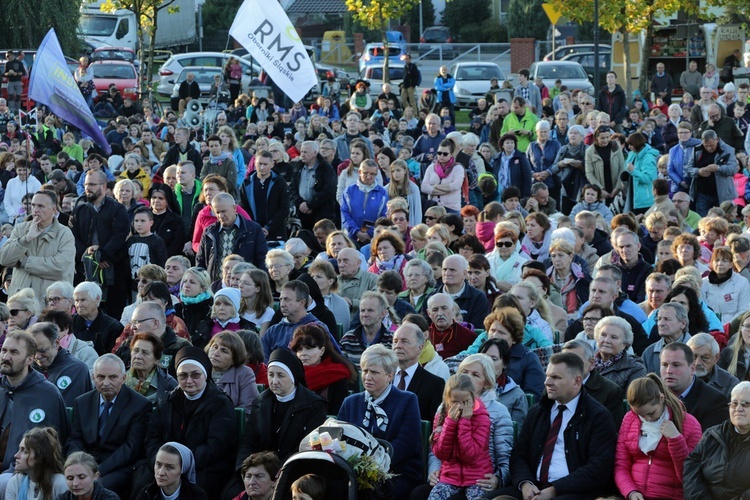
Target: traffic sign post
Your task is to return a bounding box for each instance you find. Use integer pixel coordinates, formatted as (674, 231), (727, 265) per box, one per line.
(542, 4), (563, 59)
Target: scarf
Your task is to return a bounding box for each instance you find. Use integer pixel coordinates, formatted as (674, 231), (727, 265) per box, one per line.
(209, 151), (231, 164)
(638, 407), (669, 454)
(488, 248), (524, 283)
(126, 367), (157, 396)
(565, 141), (586, 161)
(356, 178), (377, 194)
(363, 384), (391, 434)
(708, 270), (733, 285)
(434, 157), (456, 180)
(304, 357), (351, 392)
(496, 372), (508, 390)
(550, 262), (584, 313)
(18, 476), (31, 500)
(180, 290), (211, 305)
(594, 350), (625, 372)
(418, 341), (438, 366)
(376, 254), (405, 273)
(163, 441), (197, 484)
(59, 333), (73, 350)
(522, 230), (551, 261)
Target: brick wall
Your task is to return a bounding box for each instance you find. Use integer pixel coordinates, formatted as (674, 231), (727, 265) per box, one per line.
(511, 38), (536, 74)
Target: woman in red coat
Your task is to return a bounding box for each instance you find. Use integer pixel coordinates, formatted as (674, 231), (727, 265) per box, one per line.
(615, 373), (702, 500)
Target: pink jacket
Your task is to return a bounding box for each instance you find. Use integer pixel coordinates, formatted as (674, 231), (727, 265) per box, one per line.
(614, 408), (702, 499)
(432, 398), (493, 487)
(475, 220), (497, 253)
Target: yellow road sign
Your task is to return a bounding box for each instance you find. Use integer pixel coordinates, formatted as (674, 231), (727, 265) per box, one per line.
(542, 3), (563, 25)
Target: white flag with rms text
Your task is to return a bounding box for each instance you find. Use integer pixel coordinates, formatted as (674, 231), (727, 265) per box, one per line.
(229, 0), (317, 103)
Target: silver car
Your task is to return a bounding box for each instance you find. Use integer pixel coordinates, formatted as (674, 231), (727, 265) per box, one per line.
(156, 52), (257, 97)
(169, 66), (225, 110)
(451, 62), (508, 109)
(528, 61), (595, 96)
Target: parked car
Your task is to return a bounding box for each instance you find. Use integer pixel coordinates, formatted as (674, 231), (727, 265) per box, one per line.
(560, 51), (611, 89)
(543, 43), (611, 62)
(316, 63), (351, 88)
(90, 46), (140, 70)
(419, 26), (454, 59)
(359, 63), (405, 97)
(156, 52), (257, 97)
(451, 62), (509, 109)
(528, 61), (595, 96)
(169, 66), (227, 110)
(358, 43), (406, 73)
(89, 59), (139, 101)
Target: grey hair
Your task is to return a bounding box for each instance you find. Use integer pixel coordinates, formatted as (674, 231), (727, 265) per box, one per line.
(301, 140), (319, 153)
(265, 249), (294, 268)
(594, 316), (634, 348)
(659, 302), (689, 331)
(458, 354), (496, 391)
(231, 262), (256, 277)
(732, 381), (750, 399)
(563, 338), (596, 360)
(211, 192), (235, 206)
(531, 182), (548, 195)
(284, 238), (309, 256)
(395, 323), (426, 346)
(46, 281), (74, 300)
(687, 332), (720, 356)
(551, 227), (576, 248)
(701, 129), (718, 141)
(590, 276), (617, 295)
(361, 291), (388, 311)
(360, 344), (399, 375)
(568, 125), (585, 138)
(404, 259), (436, 288)
(462, 133), (480, 147)
(535, 120), (551, 132)
(443, 254), (469, 271)
(93, 353), (126, 375)
(427, 292), (455, 310)
(74, 282), (102, 303)
(446, 131), (464, 147)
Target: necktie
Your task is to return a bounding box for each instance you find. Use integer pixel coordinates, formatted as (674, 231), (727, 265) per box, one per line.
(539, 404), (567, 487)
(98, 401), (113, 439)
(398, 370), (407, 391)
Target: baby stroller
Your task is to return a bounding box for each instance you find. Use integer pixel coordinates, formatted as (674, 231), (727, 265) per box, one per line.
(271, 451), (357, 500)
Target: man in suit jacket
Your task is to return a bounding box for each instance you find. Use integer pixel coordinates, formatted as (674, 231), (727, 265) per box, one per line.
(563, 339), (625, 426)
(66, 354), (151, 496)
(689, 333), (740, 399)
(660, 342), (728, 431)
(392, 323), (444, 422)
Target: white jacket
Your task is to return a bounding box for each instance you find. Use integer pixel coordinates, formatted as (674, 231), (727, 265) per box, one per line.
(700, 272), (750, 323)
(4, 176), (41, 222)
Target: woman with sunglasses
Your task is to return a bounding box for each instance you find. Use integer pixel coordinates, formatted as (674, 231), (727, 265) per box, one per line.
(421, 139), (465, 214)
(487, 225), (529, 292)
(7, 288), (39, 334)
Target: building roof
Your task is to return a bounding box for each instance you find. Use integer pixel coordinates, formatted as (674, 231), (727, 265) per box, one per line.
(287, 0), (347, 14)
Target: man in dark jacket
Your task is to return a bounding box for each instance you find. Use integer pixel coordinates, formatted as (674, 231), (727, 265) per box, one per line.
(72, 282), (124, 355)
(290, 141), (337, 230)
(650, 62), (674, 105)
(697, 103), (745, 152)
(574, 211), (612, 257)
(69, 170), (130, 318)
(494, 352), (616, 499)
(156, 127), (203, 182)
(613, 231), (653, 304)
(425, 255), (490, 331)
(597, 71), (627, 130)
(197, 193), (268, 281)
(400, 53), (421, 110)
(392, 323), (444, 422)
(239, 150), (289, 242)
(178, 72), (200, 115)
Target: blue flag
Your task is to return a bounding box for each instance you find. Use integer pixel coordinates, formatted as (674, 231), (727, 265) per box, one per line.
(29, 29), (111, 154)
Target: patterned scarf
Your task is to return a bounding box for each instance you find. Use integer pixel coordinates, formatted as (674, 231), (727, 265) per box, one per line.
(363, 387), (390, 434)
(126, 367), (157, 396)
(594, 350), (625, 372)
(376, 254), (405, 273)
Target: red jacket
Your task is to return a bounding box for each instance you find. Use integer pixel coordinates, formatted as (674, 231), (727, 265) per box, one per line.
(432, 398), (493, 487)
(614, 408), (702, 499)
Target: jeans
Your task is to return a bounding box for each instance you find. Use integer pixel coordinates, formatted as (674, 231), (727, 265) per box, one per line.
(695, 192), (719, 217)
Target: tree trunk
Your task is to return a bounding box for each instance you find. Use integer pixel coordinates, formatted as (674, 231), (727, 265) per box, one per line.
(147, 27), (157, 94)
(381, 6), (389, 84)
(638, 16), (655, 99)
(622, 29), (631, 101)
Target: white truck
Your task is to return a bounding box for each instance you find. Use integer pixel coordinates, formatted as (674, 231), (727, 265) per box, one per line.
(79, 0), (197, 52)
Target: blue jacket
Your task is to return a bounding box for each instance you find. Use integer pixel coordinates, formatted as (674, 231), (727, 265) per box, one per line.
(624, 144), (659, 209)
(76, 166), (116, 196)
(527, 139), (562, 190)
(261, 313), (336, 362)
(434, 75), (456, 104)
(340, 183), (389, 239)
(668, 138), (701, 194)
(339, 387), (423, 497)
(196, 215), (268, 281)
(490, 150), (533, 198)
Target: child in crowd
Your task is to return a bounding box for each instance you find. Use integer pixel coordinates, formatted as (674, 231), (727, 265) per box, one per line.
(127, 206), (167, 288)
(62, 132), (83, 163)
(132, 179), (149, 207)
(291, 474), (326, 500)
(117, 153), (151, 194)
(428, 373), (492, 500)
(734, 101), (749, 137)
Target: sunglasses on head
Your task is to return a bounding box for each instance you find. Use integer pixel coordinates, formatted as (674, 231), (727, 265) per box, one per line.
(496, 241), (514, 248)
(9, 309), (27, 316)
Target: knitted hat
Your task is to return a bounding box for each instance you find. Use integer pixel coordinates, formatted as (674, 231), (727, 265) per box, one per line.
(175, 346), (212, 380)
(214, 287), (241, 314)
(268, 348), (306, 387)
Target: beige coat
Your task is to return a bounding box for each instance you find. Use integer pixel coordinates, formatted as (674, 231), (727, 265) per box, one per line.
(0, 218), (75, 300)
(585, 143), (626, 194)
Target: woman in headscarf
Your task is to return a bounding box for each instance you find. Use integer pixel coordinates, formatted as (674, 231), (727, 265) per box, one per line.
(135, 442), (208, 500)
(149, 183), (187, 258)
(145, 346), (237, 496)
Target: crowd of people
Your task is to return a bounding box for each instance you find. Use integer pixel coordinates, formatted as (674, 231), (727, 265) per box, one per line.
(0, 47), (749, 499)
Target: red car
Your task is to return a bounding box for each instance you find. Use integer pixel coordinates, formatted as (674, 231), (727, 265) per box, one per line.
(88, 60), (138, 101)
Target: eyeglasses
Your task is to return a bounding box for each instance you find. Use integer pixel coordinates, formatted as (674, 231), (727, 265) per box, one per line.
(496, 241), (514, 248)
(177, 371), (204, 381)
(9, 309), (28, 316)
(582, 316), (601, 323)
(359, 171), (378, 178)
(436, 151), (450, 156)
(131, 317), (156, 328)
(138, 279), (152, 285)
(268, 264), (290, 270)
(45, 296), (66, 304)
(729, 401), (750, 410)
(424, 216), (437, 221)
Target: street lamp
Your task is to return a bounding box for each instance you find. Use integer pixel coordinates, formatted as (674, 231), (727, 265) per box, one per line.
(593, 0), (600, 97)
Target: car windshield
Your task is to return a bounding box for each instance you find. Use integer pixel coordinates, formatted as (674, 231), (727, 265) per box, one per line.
(368, 67), (405, 80)
(93, 50), (134, 62)
(537, 64), (587, 80)
(423, 28), (449, 42)
(79, 15), (118, 37)
(369, 46), (402, 57)
(455, 65), (505, 81)
(91, 64), (136, 79)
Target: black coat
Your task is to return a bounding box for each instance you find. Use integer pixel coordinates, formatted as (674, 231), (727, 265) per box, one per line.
(135, 480), (208, 500)
(239, 171), (290, 241)
(175, 298), (213, 340)
(510, 389), (617, 496)
(67, 385), (152, 476)
(152, 210), (187, 258)
(406, 364), (445, 422)
(490, 150), (533, 199)
(196, 216), (269, 282)
(289, 155), (337, 224)
(584, 369), (624, 427)
(69, 195), (130, 266)
(146, 383), (237, 495)
(237, 384), (326, 467)
(72, 309), (124, 355)
(682, 376), (729, 431)
(55, 482), (119, 500)
(160, 144), (203, 180)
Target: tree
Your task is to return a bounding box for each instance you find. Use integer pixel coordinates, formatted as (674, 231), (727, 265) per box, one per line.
(0, 0), (81, 55)
(201, 0), (242, 41)
(407, 0), (435, 43)
(345, 0), (420, 82)
(442, 0), (491, 42)
(507, 0), (549, 41)
(99, 0), (180, 92)
(548, 0), (701, 99)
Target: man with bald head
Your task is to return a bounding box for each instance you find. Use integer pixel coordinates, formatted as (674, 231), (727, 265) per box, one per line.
(392, 323), (444, 421)
(196, 192), (268, 281)
(427, 254), (489, 330)
(69, 169), (130, 317)
(697, 103), (745, 151)
(685, 129), (738, 216)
